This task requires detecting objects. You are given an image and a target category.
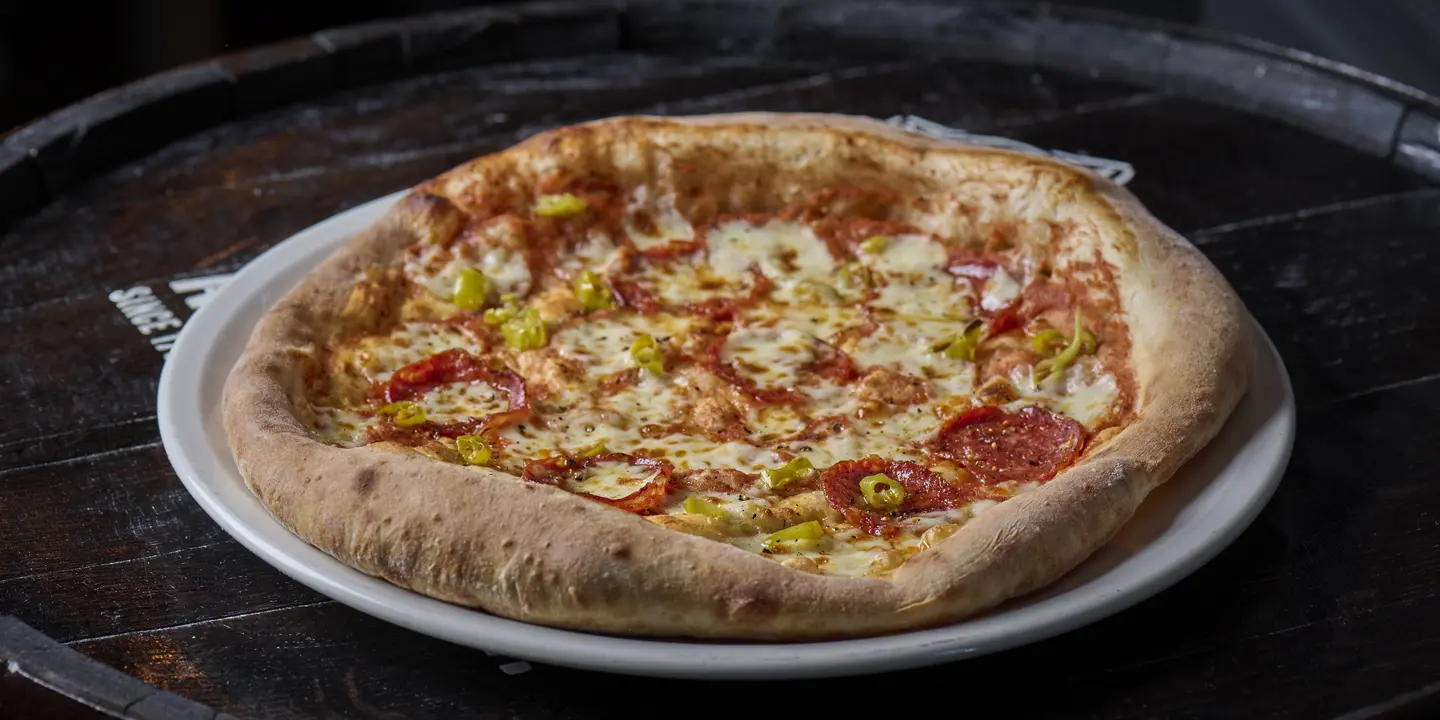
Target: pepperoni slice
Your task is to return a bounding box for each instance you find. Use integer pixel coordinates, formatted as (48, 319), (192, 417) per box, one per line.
(672, 468), (757, 493)
(808, 341), (859, 385)
(522, 453), (672, 514)
(985, 301), (1022, 337)
(373, 348), (527, 407)
(365, 349), (532, 442)
(1019, 281), (1071, 317)
(930, 405), (1086, 485)
(812, 217), (920, 258)
(821, 457), (975, 537)
(608, 276), (663, 314)
(636, 238), (705, 260)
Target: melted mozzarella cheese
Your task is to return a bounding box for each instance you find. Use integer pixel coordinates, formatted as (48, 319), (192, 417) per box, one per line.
(706, 219), (835, 283)
(346, 323), (476, 382)
(499, 373), (687, 456)
(772, 423), (927, 468)
(601, 373), (689, 429)
(559, 231), (622, 275)
(478, 246), (532, 296)
(627, 211), (695, 250)
(497, 369), (781, 474)
(980, 266), (1022, 311)
(403, 227), (532, 300)
(636, 260), (741, 305)
(722, 326), (816, 389)
(743, 289), (864, 342)
(860, 234), (973, 319)
(310, 406), (369, 447)
(571, 460), (659, 500)
(870, 271), (973, 319)
(799, 383), (861, 418)
(646, 436), (776, 473)
(551, 314), (694, 378)
(849, 318), (964, 377)
(865, 234), (949, 275)
(744, 404), (810, 444)
(403, 243), (466, 299)
(1009, 356), (1120, 429)
(416, 381), (511, 424)
(624, 185), (695, 250)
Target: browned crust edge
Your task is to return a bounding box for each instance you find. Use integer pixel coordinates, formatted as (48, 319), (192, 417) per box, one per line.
(221, 113), (1253, 639)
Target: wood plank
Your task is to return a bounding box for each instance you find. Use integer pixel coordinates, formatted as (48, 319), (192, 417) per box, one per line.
(0, 290), (183, 448)
(648, 57), (1150, 133)
(0, 417), (158, 473)
(1008, 95), (1431, 235)
(1, 539), (321, 644)
(64, 591), (1440, 718)
(1195, 189), (1440, 408)
(0, 444), (225, 583)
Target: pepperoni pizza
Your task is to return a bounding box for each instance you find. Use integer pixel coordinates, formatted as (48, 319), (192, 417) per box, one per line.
(223, 114), (1253, 639)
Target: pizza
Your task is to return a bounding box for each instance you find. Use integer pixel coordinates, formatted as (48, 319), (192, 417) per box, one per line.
(223, 113), (1253, 639)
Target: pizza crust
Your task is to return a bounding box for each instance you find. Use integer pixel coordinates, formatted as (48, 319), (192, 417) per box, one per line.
(222, 113), (1252, 639)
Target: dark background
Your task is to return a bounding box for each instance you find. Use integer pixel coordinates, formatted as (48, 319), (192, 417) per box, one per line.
(3, 0), (1440, 133)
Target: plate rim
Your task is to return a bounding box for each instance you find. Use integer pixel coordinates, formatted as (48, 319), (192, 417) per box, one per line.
(157, 191), (1295, 680)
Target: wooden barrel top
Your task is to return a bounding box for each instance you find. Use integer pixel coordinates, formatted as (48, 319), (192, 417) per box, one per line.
(2, 2), (1439, 717)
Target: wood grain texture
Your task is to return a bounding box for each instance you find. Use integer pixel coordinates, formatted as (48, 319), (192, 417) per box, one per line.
(0, 444), (224, 584)
(1, 1), (1438, 717)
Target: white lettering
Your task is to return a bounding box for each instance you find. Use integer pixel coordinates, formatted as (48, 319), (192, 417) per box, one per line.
(110, 284), (184, 356)
(108, 286), (152, 303)
(170, 273), (234, 311)
(137, 318), (182, 335)
(111, 273), (233, 361)
(119, 298), (165, 315)
(152, 333), (178, 353)
(126, 310), (172, 325)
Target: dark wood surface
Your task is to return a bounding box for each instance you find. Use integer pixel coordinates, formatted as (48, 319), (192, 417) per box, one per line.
(3, 2), (1440, 717)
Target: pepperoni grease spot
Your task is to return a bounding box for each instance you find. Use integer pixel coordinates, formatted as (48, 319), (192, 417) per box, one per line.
(930, 405), (1086, 485)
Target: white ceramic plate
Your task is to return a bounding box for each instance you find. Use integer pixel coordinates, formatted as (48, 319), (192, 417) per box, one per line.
(158, 191), (1295, 680)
